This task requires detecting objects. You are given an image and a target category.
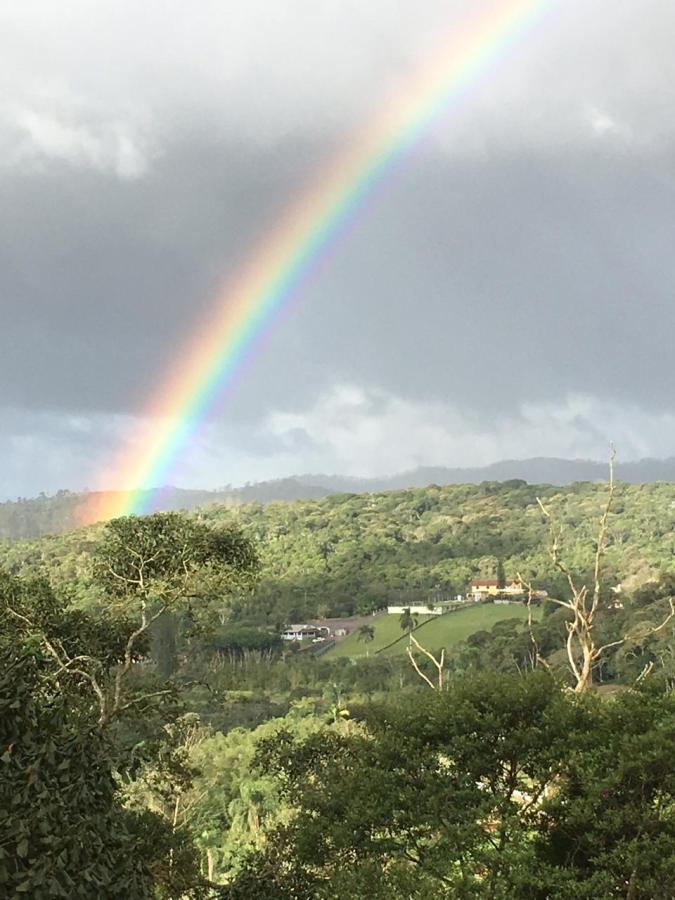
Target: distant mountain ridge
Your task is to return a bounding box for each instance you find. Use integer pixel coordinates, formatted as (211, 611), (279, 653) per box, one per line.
(298, 456), (675, 491)
(0, 479), (334, 542)
(3, 456), (675, 541)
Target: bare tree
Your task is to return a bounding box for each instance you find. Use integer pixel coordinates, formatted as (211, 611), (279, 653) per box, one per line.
(407, 633), (445, 691)
(515, 577), (552, 677)
(530, 449), (673, 692)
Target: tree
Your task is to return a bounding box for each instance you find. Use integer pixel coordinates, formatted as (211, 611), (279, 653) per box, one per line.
(122, 713), (210, 883)
(0, 582), (203, 899)
(0, 569), (141, 728)
(228, 675), (675, 899)
(90, 512), (259, 722)
(0, 513), (260, 893)
(324, 682), (350, 725)
(357, 624), (375, 656)
(612, 575), (675, 688)
(231, 674), (591, 898)
(3, 515), (248, 729)
(496, 557), (506, 590)
(528, 451), (674, 692)
(318, 539), (335, 572)
(399, 607), (417, 639)
(536, 684), (675, 898)
(0, 650), (157, 898)
(406, 633), (445, 690)
(168, 705), (332, 885)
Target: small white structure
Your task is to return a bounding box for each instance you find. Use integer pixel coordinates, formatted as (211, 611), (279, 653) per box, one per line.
(281, 624), (331, 642)
(387, 604), (447, 616)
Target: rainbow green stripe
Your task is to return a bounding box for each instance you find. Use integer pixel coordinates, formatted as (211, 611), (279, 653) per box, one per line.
(84, 0), (557, 523)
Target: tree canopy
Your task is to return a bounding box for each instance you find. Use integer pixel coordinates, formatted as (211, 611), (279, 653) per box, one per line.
(227, 675), (675, 899)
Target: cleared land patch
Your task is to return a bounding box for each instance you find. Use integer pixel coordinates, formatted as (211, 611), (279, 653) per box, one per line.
(328, 603), (541, 659)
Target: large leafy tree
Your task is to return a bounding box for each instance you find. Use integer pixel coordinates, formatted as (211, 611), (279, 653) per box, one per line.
(230, 673), (586, 898)
(0, 570), (141, 726)
(0, 649), (154, 898)
(0, 512), (259, 896)
(93, 513), (258, 600)
(2, 514), (259, 727)
(226, 675), (675, 899)
(0, 640), (202, 898)
(89, 512), (259, 723)
(537, 685), (675, 899)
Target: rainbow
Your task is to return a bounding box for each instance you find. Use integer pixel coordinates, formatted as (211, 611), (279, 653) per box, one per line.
(82, 0), (556, 524)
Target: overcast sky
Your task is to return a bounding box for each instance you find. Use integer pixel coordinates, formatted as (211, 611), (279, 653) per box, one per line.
(2, 0), (675, 499)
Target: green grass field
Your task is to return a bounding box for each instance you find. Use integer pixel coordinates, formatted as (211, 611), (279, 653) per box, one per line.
(327, 604), (541, 659)
(327, 613), (433, 658)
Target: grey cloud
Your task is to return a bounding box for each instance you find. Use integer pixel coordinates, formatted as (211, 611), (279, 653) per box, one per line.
(2, 1), (675, 494)
(7, 384), (675, 501)
(2, 2), (675, 156)
(3, 143), (675, 420)
(265, 385), (675, 477)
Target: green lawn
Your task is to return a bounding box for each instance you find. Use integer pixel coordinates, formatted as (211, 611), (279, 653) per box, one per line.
(327, 604), (541, 659)
(327, 613), (433, 658)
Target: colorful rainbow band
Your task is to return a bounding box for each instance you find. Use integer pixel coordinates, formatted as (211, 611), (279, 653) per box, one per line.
(82, 0), (557, 524)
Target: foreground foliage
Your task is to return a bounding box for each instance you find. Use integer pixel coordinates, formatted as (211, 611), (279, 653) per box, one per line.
(225, 675), (675, 899)
(2, 504), (675, 897)
(0, 651), (156, 898)
(0, 513), (259, 897)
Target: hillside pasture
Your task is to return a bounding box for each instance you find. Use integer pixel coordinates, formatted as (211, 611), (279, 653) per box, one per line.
(326, 612), (433, 657)
(328, 603), (541, 659)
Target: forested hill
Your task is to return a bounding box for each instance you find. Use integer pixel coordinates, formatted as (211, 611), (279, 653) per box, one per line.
(6, 454), (675, 541)
(3, 479), (675, 621)
(0, 479), (334, 541)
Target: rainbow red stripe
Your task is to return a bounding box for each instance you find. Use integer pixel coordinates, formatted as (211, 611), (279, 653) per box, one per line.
(80, 0), (556, 525)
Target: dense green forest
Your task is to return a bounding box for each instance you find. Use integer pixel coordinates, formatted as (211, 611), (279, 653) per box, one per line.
(7, 460), (675, 541)
(4, 479), (675, 621)
(3, 484), (675, 896)
(0, 478), (333, 541)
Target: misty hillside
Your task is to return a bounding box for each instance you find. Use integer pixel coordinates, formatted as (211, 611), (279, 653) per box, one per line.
(3, 478), (675, 621)
(4, 455), (675, 541)
(299, 456), (675, 491)
(0, 479), (334, 541)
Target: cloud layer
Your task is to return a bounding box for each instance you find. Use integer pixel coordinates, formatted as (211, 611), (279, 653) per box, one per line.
(2, 1), (675, 496)
(6, 385), (675, 500)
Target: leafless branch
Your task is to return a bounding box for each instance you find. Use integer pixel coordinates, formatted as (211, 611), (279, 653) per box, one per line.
(534, 448), (618, 692)
(407, 634), (445, 690)
(117, 689), (174, 714)
(517, 573), (552, 673)
(111, 601), (166, 721)
(649, 596), (675, 635)
(591, 445), (616, 619)
(592, 637), (627, 659)
(406, 646), (436, 690)
(634, 661), (654, 686)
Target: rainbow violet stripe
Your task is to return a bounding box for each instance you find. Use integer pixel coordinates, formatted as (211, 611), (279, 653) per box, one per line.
(82, 0), (556, 525)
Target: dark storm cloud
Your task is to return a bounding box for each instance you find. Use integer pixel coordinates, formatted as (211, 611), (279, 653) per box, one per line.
(290, 149), (675, 414)
(2, 0), (675, 495)
(3, 139), (675, 421)
(0, 138), (319, 414)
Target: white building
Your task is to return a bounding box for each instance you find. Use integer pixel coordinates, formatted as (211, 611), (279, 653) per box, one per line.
(281, 624), (331, 642)
(387, 604), (447, 616)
